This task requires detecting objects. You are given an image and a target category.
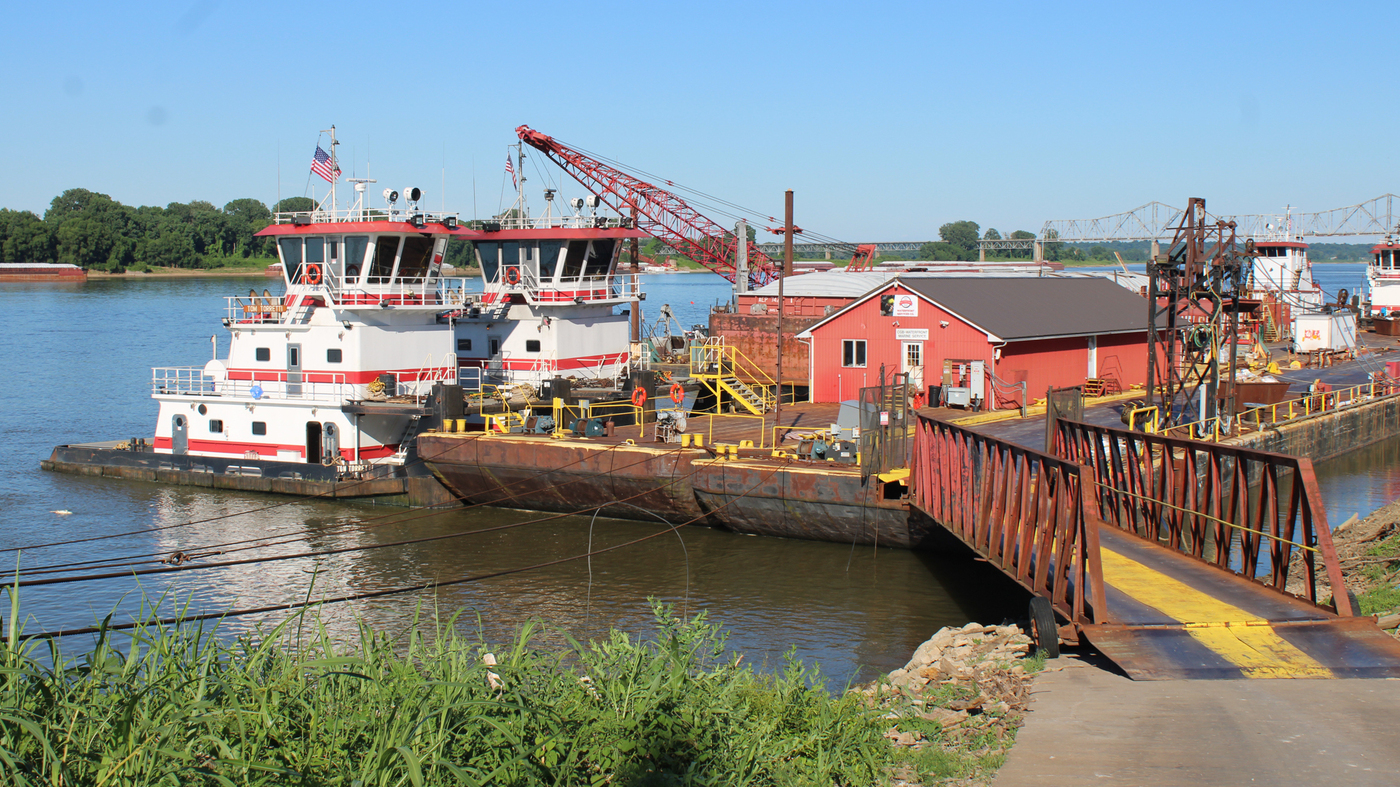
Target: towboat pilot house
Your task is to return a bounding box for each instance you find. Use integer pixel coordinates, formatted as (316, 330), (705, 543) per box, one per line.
(797, 276), (1152, 408)
(148, 188), (644, 470)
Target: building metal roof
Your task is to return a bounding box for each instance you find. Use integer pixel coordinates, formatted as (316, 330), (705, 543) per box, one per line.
(744, 270), (901, 298)
(797, 275), (1149, 342)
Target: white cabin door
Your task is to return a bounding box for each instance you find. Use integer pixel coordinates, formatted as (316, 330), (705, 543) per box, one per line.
(171, 414), (188, 455)
(287, 344), (302, 397)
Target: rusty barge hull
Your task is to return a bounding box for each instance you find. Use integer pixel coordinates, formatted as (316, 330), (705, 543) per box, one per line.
(418, 434), (915, 547)
(418, 435), (710, 524)
(42, 443), (459, 508)
(691, 458), (917, 546)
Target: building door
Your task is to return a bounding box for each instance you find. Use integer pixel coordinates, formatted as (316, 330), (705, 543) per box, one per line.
(305, 421), (322, 464)
(171, 414), (188, 455)
(901, 342), (925, 392)
(1086, 335), (1098, 379)
(287, 344), (302, 397)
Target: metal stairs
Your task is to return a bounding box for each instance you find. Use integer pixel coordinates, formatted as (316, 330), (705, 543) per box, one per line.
(718, 376), (771, 415)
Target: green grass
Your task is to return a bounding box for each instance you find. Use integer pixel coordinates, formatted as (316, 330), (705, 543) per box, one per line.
(0, 593), (891, 786)
(1357, 534), (1400, 616)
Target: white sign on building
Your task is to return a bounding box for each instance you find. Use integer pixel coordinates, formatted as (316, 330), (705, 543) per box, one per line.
(893, 293), (919, 317)
(895, 328), (929, 340)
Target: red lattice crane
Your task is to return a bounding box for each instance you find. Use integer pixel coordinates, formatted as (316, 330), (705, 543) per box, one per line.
(517, 125), (782, 285)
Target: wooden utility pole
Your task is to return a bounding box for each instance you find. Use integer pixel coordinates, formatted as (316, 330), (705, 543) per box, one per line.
(775, 190), (793, 435)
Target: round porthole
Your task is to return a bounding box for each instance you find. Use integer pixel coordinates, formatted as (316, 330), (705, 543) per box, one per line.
(198, 404), (208, 415)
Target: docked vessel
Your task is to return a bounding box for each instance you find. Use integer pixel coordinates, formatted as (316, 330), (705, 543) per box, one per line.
(1367, 236), (1400, 317)
(1245, 211), (1325, 317)
(44, 129), (646, 505)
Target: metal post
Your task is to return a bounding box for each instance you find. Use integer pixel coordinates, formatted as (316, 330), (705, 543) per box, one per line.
(776, 190), (792, 433)
(735, 219), (749, 296)
(630, 206), (640, 342)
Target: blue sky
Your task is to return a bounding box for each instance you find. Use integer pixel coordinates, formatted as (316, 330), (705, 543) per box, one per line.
(3, 0), (1396, 242)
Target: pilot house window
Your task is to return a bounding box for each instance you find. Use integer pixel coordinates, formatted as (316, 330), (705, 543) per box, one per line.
(255, 348), (271, 362)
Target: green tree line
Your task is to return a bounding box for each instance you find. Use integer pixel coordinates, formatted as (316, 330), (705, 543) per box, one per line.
(0, 189), (321, 272)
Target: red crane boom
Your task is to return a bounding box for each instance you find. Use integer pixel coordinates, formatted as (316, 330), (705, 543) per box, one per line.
(516, 125), (781, 285)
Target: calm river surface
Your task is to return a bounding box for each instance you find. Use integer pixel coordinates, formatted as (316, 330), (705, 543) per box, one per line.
(3, 266), (1393, 684)
(0, 273), (1018, 686)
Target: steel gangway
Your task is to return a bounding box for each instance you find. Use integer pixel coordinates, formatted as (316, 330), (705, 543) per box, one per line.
(908, 413), (1400, 679)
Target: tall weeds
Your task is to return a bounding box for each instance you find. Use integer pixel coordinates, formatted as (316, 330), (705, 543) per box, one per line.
(0, 591), (888, 786)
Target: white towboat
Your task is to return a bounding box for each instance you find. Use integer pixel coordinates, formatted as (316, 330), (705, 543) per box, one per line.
(149, 129), (645, 474)
(1246, 210), (1325, 314)
(1366, 236), (1400, 317)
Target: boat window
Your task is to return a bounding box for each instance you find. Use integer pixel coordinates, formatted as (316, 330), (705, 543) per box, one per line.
(344, 236), (368, 281)
(209, 420), (224, 433)
(585, 240), (615, 278)
(562, 240), (588, 279)
(501, 242), (521, 279)
(252, 422), (266, 436)
(255, 348), (271, 362)
(475, 242), (500, 282)
(370, 236), (401, 282)
(457, 338), (472, 352)
(538, 240), (563, 282)
(397, 236), (435, 280)
(279, 238), (303, 282)
(305, 238), (324, 263)
(526, 339), (541, 352)
(327, 349), (342, 363)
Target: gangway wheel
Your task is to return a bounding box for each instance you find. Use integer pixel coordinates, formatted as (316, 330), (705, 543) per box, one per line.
(1028, 596), (1060, 659)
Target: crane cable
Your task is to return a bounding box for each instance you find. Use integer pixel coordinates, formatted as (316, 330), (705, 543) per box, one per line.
(23, 443), (682, 578)
(5, 448), (707, 591)
(16, 461), (790, 642)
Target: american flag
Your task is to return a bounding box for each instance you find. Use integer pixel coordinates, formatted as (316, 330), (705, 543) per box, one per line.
(505, 154), (517, 190)
(311, 146), (340, 183)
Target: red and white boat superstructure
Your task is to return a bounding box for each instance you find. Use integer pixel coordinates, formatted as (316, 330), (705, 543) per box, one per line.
(1247, 211), (1325, 314)
(150, 132), (643, 471)
(1367, 237), (1400, 316)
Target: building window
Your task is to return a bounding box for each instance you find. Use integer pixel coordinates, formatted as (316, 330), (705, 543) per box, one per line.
(209, 419), (224, 433)
(880, 294), (895, 316)
(842, 340), (866, 368)
(905, 343), (922, 368)
(457, 338), (472, 352)
(526, 339), (541, 352)
(255, 347), (271, 362)
(252, 421), (267, 436)
(327, 349), (342, 363)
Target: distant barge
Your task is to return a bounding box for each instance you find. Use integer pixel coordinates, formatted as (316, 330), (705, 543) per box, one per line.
(0, 263), (87, 281)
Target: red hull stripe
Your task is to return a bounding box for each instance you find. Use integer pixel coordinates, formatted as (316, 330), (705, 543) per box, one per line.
(256, 222), (478, 238)
(224, 369), (456, 384)
(152, 436), (396, 461)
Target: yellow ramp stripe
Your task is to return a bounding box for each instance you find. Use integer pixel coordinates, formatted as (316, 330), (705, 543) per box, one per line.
(1099, 548), (1333, 679)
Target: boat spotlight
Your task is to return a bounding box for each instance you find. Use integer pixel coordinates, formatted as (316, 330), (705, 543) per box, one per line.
(403, 186), (422, 204)
(383, 188), (399, 204)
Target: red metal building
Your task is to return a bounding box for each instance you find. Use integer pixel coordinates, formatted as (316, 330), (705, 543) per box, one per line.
(796, 276), (1151, 407)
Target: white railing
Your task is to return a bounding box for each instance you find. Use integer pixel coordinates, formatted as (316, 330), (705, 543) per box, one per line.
(152, 367), (352, 403)
(225, 278), (483, 322)
(273, 208), (458, 225)
(489, 269), (636, 304)
(488, 214), (634, 231)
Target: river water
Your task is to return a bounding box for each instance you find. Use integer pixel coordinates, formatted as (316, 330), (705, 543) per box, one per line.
(2, 265), (1391, 683)
(0, 273), (1019, 686)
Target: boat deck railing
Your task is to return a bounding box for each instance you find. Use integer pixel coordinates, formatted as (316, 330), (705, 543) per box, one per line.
(272, 208), (458, 226)
(152, 367), (353, 403)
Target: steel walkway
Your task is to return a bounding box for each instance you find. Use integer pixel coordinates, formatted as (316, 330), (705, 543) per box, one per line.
(909, 414), (1400, 679)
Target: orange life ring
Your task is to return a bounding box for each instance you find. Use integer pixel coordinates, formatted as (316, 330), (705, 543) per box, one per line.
(631, 388), (647, 407)
(669, 383), (684, 404)
(300, 263), (322, 285)
(504, 266), (521, 285)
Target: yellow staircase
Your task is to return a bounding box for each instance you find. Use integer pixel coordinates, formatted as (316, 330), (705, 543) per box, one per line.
(690, 339), (776, 415)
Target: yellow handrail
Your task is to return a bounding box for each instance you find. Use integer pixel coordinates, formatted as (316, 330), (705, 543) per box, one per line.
(1161, 381), (1398, 442)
